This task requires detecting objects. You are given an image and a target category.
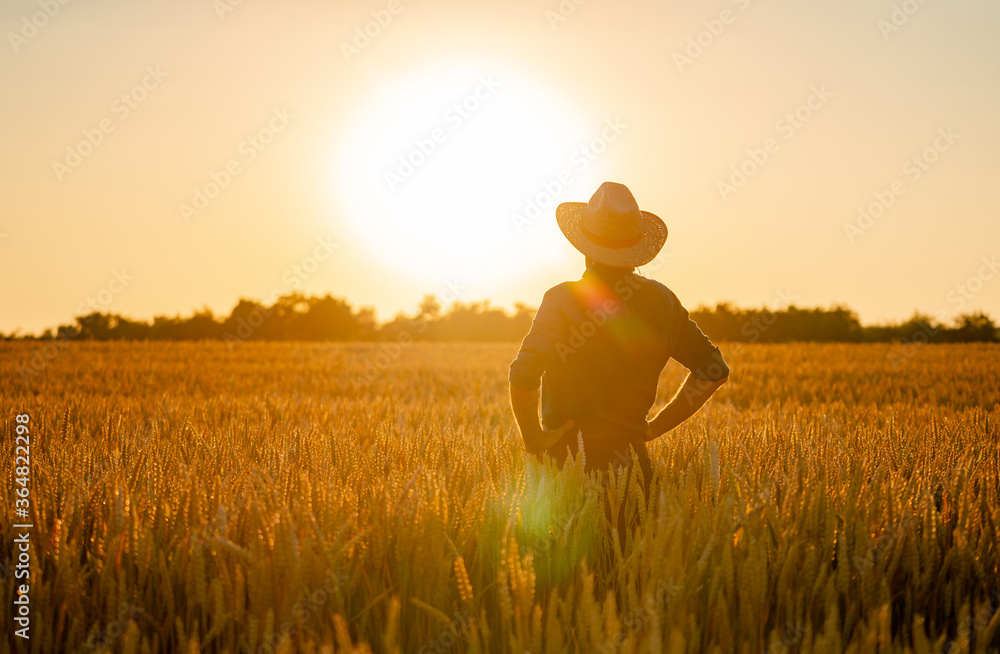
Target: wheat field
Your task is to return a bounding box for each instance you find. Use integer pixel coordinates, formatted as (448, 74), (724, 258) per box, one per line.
(2, 341), (999, 653)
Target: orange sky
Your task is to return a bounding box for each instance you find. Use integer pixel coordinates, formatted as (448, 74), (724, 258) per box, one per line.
(1, 0), (998, 335)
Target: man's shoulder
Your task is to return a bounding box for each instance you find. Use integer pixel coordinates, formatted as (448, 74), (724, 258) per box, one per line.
(555, 272), (679, 298)
(627, 273), (681, 302)
(652, 277), (683, 300)
(541, 281), (574, 300)
(546, 273), (680, 306)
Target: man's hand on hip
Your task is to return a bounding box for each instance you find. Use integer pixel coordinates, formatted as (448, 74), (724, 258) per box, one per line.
(646, 372), (728, 441)
(508, 383), (575, 454)
(524, 419), (576, 453)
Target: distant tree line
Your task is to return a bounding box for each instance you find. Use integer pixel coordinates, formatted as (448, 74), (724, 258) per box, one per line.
(2, 292), (997, 344)
(688, 303), (998, 344)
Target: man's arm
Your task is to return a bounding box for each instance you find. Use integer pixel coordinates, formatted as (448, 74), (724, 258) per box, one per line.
(645, 373), (727, 441)
(508, 288), (574, 454)
(509, 383), (575, 454)
(651, 287), (730, 440)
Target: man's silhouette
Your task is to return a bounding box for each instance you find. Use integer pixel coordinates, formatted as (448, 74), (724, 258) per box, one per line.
(508, 181), (730, 524)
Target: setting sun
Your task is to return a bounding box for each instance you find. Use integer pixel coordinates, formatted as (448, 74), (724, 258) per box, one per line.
(334, 60), (600, 288)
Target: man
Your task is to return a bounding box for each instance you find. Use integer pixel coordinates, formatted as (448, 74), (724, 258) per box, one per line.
(508, 181), (730, 501)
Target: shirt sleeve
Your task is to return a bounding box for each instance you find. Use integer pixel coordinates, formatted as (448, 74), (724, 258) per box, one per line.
(668, 292), (730, 382)
(508, 287), (565, 390)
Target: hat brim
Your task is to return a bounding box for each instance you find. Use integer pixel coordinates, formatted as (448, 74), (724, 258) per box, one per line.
(556, 202), (668, 267)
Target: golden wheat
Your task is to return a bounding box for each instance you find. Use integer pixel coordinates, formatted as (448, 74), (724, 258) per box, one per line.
(1, 341), (998, 652)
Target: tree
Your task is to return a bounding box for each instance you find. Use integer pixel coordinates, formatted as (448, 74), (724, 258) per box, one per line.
(948, 312), (997, 342)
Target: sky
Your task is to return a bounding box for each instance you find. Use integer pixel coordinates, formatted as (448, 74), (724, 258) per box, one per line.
(1, 0), (998, 335)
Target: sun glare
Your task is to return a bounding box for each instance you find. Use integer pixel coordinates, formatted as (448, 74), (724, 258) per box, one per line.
(335, 62), (596, 292)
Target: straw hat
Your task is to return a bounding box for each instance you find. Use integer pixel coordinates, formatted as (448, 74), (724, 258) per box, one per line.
(556, 182), (667, 267)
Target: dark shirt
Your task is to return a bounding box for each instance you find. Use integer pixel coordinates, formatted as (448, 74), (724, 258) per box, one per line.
(508, 264), (730, 443)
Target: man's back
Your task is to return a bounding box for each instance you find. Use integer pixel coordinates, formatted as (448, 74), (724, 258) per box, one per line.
(509, 263), (729, 444)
